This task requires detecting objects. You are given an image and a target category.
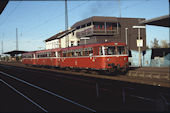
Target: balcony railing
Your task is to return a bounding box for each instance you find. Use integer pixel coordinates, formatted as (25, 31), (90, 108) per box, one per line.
(76, 25), (117, 38)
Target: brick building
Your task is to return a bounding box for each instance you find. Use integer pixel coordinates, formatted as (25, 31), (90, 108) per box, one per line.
(45, 16), (146, 51)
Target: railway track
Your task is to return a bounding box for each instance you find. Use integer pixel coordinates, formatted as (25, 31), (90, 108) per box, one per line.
(0, 71), (96, 112)
(0, 62), (170, 112)
(0, 61), (169, 87)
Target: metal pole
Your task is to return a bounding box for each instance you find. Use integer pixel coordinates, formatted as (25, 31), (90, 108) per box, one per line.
(132, 26), (145, 67)
(16, 28), (18, 51)
(118, 0), (121, 18)
(117, 21), (119, 34)
(65, 0), (69, 48)
(138, 28), (141, 67)
(1, 41), (3, 55)
(65, 0), (68, 30)
(125, 28), (128, 46)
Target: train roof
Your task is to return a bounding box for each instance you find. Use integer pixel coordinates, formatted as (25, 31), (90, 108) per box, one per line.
(22, 51), (37, 55)
(23, 42), (126, 54)
(61, 42), (126, 51)
(35, 48), (61, 53)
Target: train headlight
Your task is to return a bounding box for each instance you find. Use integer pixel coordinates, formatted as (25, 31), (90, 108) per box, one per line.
(107, 58), (110, 61)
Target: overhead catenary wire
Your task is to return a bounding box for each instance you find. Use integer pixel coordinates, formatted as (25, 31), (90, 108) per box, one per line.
(0, 0), (152, 50)
(23, 1), (90, 35)
(0, 0), (22, 27)
(24, 0), (149, 38)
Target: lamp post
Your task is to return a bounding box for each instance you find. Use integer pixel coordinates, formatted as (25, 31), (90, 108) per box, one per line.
(132, 26), (145, 67)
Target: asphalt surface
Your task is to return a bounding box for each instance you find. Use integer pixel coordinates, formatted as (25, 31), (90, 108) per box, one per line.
(0, 63), (170, 112)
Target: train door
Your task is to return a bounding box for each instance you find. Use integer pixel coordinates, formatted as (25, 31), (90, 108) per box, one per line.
(58, 51), (62, 67)
(33, 53), (36, 65)
(92, 46), (99, 69)
(55, 51), (59, 67)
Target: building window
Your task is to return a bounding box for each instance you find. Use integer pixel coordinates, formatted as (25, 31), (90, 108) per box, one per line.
(77, 41), (80, 46)
(87, 23), (91, 26)
(81, 24), (86, 28)
(71, 41), (74, 47)
(94, 25), (98, 29)
(76, 26), (80, 29)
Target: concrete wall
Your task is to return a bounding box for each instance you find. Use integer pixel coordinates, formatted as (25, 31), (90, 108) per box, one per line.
(129, 49), (170, 67)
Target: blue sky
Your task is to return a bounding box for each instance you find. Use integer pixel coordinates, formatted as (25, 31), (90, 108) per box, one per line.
(0, 0), (169, 52)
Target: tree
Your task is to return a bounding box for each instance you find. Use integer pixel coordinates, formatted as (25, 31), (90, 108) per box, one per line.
(151, 38), (160, 48)
(160, 40), (169, 48)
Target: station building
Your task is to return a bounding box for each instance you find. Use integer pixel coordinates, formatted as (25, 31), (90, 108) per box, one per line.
(45, 16), (146, 51)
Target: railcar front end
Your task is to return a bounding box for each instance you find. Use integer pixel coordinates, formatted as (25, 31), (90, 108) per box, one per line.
(99, 45), (129, 72)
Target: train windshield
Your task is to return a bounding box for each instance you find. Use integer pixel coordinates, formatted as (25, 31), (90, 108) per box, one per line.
(101, 45), (126, 55)
(117, 46), (125, 54)
(105, 46), (116, 55)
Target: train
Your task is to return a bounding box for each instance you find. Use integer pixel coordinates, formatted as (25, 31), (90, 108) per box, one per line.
(22, 42), (129, 73)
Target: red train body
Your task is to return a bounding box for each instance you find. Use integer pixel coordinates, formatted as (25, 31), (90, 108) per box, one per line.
(22, 42), (129, 72)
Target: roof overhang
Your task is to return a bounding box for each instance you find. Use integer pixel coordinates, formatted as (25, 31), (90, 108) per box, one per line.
(4, 50), (28, 56)
(45, 28), (76, 42)
(140, 15), (170, 27)
(0, 0), (9, 15)
(71, 16), (118, 28)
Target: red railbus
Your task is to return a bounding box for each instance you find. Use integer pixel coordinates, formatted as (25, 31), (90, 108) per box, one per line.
(22, 42), (129, 72)
(22, 51), (36, 65)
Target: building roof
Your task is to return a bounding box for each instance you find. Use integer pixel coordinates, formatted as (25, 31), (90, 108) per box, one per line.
(45, 28), (76, 42)
(151, 48), (170, 59)
(4, 50), (28, 55)
(71, 16), (118, 28)
(140, 15), (170, 27)
(0, 0), (9, 15)
(45, 30), (69, 42)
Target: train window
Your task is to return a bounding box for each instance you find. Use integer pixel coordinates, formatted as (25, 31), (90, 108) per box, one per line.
(22, 54), (30, 58)
(47, 52), (50, 57)
(104, 46), (116, 55)
(44, 53), (47, 57)
(50, 52), (55, 57)
(70, 52), (75, 57)
(84, 48), (93, 56)
(23, 53), (34, 58)
(77, 52), (80, 56)
(75, 49), (83, 56)
(117, 46), (125, 54)
(62, 51), (67, 57)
